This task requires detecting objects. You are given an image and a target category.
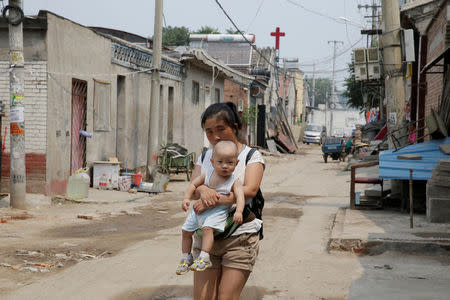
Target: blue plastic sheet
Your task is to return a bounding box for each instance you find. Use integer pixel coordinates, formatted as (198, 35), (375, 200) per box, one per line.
(379, 137), (450, 180)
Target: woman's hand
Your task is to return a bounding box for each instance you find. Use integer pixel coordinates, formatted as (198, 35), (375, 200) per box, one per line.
(193, 185), (219, 214)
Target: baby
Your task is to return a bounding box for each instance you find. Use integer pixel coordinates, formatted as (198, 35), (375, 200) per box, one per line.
(176, 140), (244, 275)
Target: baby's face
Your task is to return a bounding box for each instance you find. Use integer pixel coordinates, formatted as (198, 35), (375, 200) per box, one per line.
(211, 151), (238, 177)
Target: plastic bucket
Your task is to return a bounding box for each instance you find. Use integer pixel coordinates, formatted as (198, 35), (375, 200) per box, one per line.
(133, 172), (142, 187)
(355, 191), (362, 205)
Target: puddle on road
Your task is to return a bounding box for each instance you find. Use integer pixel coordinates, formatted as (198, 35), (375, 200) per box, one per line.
(264, 192), (313, 205)
(265, 193), (345, 208)
(264, 207), (303, 219)
(112, 285), (278, 300)
(301, 202), (348, 208)
(412, 232), (450, 239)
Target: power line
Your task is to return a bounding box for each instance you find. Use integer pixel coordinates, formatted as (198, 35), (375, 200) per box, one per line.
(214, 0), (286, 75)
(299, 37), (363, 66)
(303, 67), (350, 74)
(214, 0), (361, 79)
(285, 0), (365, 28)
(246, 0), (265, 32)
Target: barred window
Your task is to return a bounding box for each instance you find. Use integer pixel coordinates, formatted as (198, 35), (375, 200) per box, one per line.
(215, 88), (220, 103)
(192, 81), (199, 104)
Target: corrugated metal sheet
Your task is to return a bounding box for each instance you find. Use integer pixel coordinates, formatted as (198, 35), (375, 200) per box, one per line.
(379, 137), (450, 180)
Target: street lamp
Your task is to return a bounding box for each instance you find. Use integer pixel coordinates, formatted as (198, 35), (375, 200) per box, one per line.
(338, 16), (366, 29)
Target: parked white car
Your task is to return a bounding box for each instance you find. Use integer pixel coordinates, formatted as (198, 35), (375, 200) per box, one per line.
(303, 124), (326, 145)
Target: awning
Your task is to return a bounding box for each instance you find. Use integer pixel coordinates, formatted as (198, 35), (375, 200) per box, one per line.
(421, 47), (449, 74)
(379, 137), (450, 180)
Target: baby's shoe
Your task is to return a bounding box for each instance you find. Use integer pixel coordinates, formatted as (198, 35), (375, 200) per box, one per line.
(176, 256), (193, 275)
(190, 256), (212, 272)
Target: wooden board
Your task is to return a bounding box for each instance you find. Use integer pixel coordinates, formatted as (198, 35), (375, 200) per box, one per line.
(439, 144), (450, 155)
(266, 139), (278, 154)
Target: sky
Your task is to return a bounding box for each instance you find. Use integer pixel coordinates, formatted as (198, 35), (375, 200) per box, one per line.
(19, 0), (376, 90)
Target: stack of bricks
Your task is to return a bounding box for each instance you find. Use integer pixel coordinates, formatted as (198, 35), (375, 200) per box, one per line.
(0, 61), (48, 194)
(426, 160), (450, 223)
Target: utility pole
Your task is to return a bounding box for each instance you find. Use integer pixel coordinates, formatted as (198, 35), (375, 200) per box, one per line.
(325, 91), (328, 135)
(359, 1), (383, 121)
(311, 63), (316, 108)
(147, 0), (163, 179)
(381, 0), (406, 147)
(7, 0), (26, 209)
(328, 40), (343, 137)
(371, 0), (378, 46)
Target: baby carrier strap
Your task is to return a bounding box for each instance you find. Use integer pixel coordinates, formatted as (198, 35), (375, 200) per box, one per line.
(201, 150), (207, 163)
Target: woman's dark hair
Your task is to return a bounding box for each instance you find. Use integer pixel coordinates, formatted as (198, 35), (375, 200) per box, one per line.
(201, 102), (242, 135)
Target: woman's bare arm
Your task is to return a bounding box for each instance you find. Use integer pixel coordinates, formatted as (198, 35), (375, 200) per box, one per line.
(190, 165), (202, 200)
(193, 162), (264, 214)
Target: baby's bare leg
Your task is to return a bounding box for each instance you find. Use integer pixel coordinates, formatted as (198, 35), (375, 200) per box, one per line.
(201, 227), (214, 253)
(182, 229), (194, 254)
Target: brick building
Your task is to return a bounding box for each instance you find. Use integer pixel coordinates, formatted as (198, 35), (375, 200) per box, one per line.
(401, 0), (450, 140)
(0, 62), (47, 193)
(423, 0), (450, 133)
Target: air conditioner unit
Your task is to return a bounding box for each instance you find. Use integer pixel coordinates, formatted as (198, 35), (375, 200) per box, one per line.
(367, 47), (379, 63)
(368, 63), (381, 80)
(353, 48), (367, 64)
(354, 64), (367, 81)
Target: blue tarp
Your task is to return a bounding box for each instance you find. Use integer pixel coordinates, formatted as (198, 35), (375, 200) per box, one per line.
(379, 137), (450, 180)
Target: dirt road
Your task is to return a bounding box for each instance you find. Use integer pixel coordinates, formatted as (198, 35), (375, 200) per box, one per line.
(1, 145), (363, 299)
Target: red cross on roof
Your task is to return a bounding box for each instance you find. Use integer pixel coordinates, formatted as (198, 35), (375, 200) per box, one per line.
(270, 27), (285, 50)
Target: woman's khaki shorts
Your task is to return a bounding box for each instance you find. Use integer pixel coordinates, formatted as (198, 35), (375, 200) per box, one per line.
(193, 233), (260, 272)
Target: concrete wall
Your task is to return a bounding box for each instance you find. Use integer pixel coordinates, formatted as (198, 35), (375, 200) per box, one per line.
(0, 29), (47, 61)
(182, 62), (225, 155)
(45, 13), (182, 193)
(46, 13), (124, 194)
(308, 109), (366, 136)
(286, 78), (297, 125)
(292, 71), (305, 123)
(158, 78), (184, 146)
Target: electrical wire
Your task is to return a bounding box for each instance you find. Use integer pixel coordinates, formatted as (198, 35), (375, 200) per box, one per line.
(285, 0), (365, 28)
(163, 12), (167, 27)
(299, 37), (364, 66)
(215, 0), (364, 72)
(214, 0), (365, 87)
(246, 0), (265, 33)
(214, 0), (287, 75)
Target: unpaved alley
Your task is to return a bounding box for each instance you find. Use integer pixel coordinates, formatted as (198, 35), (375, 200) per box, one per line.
(2, 145), (364, 299)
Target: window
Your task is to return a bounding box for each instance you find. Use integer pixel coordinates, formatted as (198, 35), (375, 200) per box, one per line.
(238, 99), (243, 112)
(215, 88), (220, 103)
(192, 81), (199, 104)
(93, 79), (112, 131)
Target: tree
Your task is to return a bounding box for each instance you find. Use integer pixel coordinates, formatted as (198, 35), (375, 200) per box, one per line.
(343, 61), (364, 109)
(304, 77), (333, 107)
(161, 26), (190, 46)
(225, 28), (241, 34)
(343, 60), (381, 111)
(193, 26), (220, 34)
